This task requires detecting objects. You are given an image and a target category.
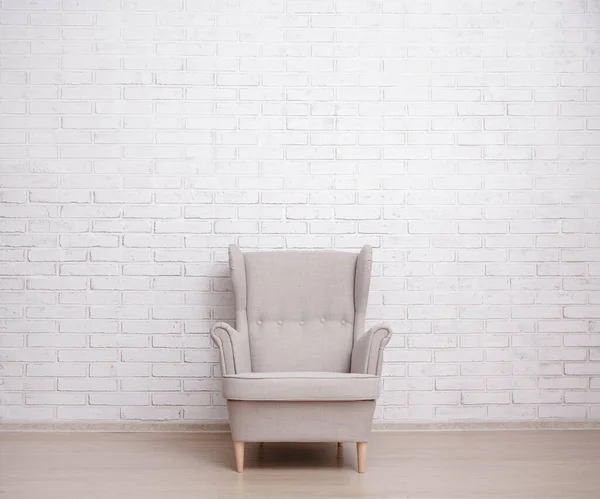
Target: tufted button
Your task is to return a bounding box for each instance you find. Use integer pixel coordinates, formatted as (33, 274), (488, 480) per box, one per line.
(341, 320), (346, 325)
(299, 321), (304, 325)
(320, 318), (326, 323)
(277, 320), (283, 325)
(257, 320), (262, 325)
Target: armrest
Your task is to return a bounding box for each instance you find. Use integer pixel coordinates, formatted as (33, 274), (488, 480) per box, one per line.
(350, 323), (392, 376)
(210, 322), (251, 375)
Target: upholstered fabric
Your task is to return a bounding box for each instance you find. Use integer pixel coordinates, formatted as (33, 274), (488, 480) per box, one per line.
(223, 372), (380, 401)
(228, 400), (376, 442)
(351, 324), (393, 376)
(244, 249), (358, 372)
(228, 245), (249, 338)
(353, 245), (372, 342)
(210, 322), (251, 375)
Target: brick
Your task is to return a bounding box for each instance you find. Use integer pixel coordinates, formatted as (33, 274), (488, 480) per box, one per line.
(0, 407), (55, 420)
(26, 393), (85, 405)
(538, 405), (587, 419)
(409, 391), (461, 405)
(89, 363), (149, 378)
(152, 364), (211, 378)
(565, 364), (600, 375)
(90, 393), (149, 406)
(121, 349), (181, 363)
(58, 349), (119, 362)
(463, 392), (510, 405)
(57, 407), (120, 420)
(152, 393), (211, 406)
(487, 377), (537, 390)
(26, 363), (86, 377)
(488, 405), (537, 420)
(121, 379), (181, 392)
(513, 391), (563, 404)
(58, 379), (117, 392)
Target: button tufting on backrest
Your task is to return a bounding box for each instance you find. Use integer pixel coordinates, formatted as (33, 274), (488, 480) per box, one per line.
(242, 248), (364, 373)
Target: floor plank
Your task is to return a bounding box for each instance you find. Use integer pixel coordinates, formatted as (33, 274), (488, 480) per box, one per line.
(1, 430), (599, 499)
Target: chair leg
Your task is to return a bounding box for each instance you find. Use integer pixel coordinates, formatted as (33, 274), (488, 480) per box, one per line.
(337, 442), (343, 447)
(233, 441), (245, 473)
(356, 442), (367, 473)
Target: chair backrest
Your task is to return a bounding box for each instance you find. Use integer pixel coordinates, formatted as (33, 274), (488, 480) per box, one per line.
(228, 245), (372, 373)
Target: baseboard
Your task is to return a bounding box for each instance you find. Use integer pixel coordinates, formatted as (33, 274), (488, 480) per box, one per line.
(0, 421), (230, 433)
(1, 420), (599, 432)
(372, 420), (600, 431)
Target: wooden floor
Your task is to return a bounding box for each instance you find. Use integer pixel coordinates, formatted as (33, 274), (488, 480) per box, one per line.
(1, 430), (599, 499)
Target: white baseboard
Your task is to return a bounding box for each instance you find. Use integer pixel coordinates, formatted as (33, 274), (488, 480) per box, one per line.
(372, 420), (600, 431)
(0, 421), (230, 433)
(1, 420), (599, 432)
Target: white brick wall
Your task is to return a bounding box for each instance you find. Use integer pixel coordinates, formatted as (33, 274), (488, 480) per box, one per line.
(1, 0), (599, 423)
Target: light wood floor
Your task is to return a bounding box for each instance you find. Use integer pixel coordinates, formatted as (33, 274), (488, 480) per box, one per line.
(1, 430), (599, 499)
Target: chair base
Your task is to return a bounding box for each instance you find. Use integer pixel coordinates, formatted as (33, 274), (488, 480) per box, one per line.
(228, 400), (376, 443)
(227, 400), (375, 472)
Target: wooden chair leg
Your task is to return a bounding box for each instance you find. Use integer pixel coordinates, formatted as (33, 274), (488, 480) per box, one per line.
(356, 442), (367, 473)
(233, 441), (245, 473)
(337, 442), (343, 447)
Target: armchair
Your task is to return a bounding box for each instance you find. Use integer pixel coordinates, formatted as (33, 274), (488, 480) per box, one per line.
(211, 245), (392, 473)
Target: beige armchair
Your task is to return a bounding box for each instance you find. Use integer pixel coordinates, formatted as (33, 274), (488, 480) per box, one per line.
(211, 245), (392, 473)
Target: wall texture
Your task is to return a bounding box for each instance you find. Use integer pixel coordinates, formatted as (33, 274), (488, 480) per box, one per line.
(1, 0), (600, 423)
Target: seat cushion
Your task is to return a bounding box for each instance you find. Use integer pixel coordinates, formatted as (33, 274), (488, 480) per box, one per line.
(222, 372), (380, 401)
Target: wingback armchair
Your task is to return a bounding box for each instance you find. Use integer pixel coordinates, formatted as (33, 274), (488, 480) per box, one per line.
(211, 245), (392, 473)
